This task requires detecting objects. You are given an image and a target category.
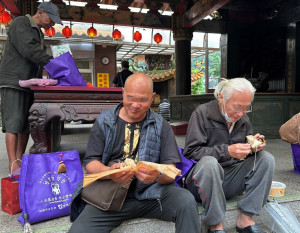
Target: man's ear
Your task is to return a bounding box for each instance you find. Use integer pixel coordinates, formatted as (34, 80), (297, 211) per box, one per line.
(152, 92), (156, 102)
(219, 93), (224, 103)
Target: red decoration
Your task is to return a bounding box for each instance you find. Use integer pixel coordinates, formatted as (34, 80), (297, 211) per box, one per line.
(112, 29), (121, 40)
(87, 26), (97, 38)
(44, 27), (56, 37)
(154, 33), (162, 44)
(0, 11), (11, 24)
(62, 26), (72, 38)
(133, 31), (142, 42)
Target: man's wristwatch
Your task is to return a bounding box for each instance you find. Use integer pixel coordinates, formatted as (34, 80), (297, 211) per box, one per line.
(155, 172), (162, 182)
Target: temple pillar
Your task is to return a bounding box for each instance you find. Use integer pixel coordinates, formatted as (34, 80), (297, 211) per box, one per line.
(172, 15), (193, 95)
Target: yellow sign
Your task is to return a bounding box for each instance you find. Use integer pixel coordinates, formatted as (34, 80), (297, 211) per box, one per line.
(97, 73), (109, 87)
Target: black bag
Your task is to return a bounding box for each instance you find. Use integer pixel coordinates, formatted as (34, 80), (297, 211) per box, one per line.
(81, 137), (139, 212)
(81, 179), (131, 212)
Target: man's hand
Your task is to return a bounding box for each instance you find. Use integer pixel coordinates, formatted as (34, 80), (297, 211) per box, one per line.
(135, 167), (160, 183)
(109, 163), (134, 183)
(252, 133), (266, 152)
(228, 143), (252, 159)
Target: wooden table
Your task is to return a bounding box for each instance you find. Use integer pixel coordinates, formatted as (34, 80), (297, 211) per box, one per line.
(28, 86), (123, 154)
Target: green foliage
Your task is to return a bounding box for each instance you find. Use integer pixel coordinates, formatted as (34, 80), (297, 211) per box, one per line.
(208, 51), (221, 77)
(191, 78), (205, 94)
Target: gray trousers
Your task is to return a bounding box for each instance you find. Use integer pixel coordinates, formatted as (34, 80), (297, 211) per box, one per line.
(185, 150), (275, 226)
(69, 185), (201, 233)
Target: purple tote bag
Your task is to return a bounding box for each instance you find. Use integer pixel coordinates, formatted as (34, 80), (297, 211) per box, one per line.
(44, 52), (87, 86)
(18, 150), (83, 225)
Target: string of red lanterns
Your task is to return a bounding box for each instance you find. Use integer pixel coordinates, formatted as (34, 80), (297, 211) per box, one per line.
(42, 24), (163, 44)
(154, 33), (162, 44)
(44, 27), (56, 37)
(112, 29), (121, 40)
(87, 24), (97, 38)
(133, 31), (142, 42)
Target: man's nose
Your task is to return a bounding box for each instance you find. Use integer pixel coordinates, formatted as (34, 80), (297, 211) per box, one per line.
(132, 102), (140, 108)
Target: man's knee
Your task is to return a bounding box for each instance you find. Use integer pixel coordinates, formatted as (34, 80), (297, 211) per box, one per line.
(259, 150), (275, 171)
(194, 156), (221, 175)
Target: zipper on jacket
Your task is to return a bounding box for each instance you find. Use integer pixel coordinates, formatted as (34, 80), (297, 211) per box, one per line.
(157, 198), (163, 211)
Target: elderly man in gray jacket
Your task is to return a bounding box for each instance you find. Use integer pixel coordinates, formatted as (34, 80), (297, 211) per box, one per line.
(184, 78), (275, 233)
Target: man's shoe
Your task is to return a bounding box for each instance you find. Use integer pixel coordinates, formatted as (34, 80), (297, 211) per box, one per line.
(236, 224), (266, 233)
(208, 230), (227, 233)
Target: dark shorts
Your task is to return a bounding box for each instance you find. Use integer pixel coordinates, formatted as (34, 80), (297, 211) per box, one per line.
(1, 87), (34, 134)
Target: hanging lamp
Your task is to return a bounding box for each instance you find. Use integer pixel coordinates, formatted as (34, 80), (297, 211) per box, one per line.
(45, 27), (56, 37)
(112, 29), (121, 40)
(133, 31), (142, 42)
(87, 23), (97, 38)
(0, 10), (11, 24)
(62, 25), (72, 38)
(154, 33), (162, 44)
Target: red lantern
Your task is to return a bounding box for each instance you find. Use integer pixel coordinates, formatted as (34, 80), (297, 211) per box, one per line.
(44, 27), (56, 37)
(112, 29), (121, 40)
(87, 26), (97, 38)
(133, 31), (142, 42)
(62, 26), (72, 38)
(0, 11), (11, 24)
(154, 33), (162, 44)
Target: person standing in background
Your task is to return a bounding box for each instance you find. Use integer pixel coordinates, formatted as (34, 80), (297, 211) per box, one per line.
(112, 60), (133, 87)
(158, 99), (171, 121)
(0, 2), (62, 174)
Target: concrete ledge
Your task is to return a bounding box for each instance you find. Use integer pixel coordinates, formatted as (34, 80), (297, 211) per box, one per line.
(7, 195), (300, 233)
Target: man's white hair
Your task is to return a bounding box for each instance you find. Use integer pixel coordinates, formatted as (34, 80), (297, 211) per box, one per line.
(214, 78), (256, 101)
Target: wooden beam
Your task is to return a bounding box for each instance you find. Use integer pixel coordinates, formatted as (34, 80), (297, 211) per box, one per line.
(2, 0), (21, 16)
(184, 0), (231, 28)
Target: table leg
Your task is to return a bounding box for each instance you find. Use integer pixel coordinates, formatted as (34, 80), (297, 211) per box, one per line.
(28, 103), (49, 153)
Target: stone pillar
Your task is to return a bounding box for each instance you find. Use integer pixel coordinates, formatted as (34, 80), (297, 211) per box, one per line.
(172, 14), (193, 95)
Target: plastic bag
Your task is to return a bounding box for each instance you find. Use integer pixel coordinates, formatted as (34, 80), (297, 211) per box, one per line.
(51, 44), (72, 58)
(44, 52), (87, 86)
(261, 201), (300, 233)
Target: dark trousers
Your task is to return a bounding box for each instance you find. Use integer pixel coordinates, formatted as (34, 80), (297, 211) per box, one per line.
(185, 151), (275, 226)
(69, 185), (200, 233)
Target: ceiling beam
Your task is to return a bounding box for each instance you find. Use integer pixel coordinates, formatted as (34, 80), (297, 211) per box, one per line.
(2, 0), (21, 16)
(184, 0), (231, 28)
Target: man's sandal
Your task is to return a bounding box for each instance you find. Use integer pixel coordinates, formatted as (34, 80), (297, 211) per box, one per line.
(9, 159), (22, 178)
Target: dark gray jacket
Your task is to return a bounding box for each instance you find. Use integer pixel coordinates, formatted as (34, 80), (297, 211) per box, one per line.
(184, 100), (253, 167)
(0, 15), (53, 91)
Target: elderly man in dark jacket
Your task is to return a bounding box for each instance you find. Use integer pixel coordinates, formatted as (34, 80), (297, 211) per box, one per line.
(184, 78), (275, 233)
(0, 2), (62, 174)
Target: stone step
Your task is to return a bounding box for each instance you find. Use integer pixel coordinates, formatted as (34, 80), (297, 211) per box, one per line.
(112, 196), (300, 233)
(5, 195), (300, 233)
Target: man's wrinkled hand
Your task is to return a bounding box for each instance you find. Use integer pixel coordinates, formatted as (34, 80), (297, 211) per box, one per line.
(228, 143), (252, 159)
(109, 163), (134, 183)
(135, 167), (160, 183)
(252, 133), (266, 152)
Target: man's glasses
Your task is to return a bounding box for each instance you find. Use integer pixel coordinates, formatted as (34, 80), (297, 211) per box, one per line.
(227, 103), (252, 113)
